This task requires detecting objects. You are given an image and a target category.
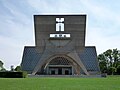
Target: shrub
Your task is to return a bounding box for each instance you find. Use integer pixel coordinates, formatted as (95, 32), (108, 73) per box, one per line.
(22, 71), (28, 78)
(0, 71), (27, 78)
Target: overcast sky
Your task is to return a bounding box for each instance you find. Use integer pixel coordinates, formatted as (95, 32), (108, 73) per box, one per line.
(0, 0), (120, 69)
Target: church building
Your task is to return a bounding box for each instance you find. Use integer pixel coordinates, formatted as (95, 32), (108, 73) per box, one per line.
(21, 15), (100, 75)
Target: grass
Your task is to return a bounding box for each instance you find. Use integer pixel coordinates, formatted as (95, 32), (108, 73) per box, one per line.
(0, 76), (120, 90)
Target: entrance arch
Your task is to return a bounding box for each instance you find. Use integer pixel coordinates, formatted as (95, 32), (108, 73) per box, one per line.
(47, 57), (73, 75)
(36, 55), (81, 75)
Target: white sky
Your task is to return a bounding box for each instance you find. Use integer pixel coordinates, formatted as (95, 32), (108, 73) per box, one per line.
(0, 0), (120, 69)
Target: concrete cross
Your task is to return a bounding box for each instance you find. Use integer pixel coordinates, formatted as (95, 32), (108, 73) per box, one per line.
(56, 18), (64, 23)
(56, 18), (64, 31)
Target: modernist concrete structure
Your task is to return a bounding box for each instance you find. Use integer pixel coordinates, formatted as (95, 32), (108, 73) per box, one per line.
(21, 15), (100, 75)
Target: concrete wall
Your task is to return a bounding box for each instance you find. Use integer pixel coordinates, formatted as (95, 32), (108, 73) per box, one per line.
(34, 15), (86, 53)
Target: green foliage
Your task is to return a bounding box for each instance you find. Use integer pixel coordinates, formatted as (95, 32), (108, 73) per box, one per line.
(15, 66), (22, 72)
(98, 48), (120, 75)
(0, 68), (6, 71)
(0, 60), (3, 65)
(117, 65), (120, 74)
(98, 54), (107, 73)
(14, 66), (27, 78)
(0, 72), (23, 78)
(0, 60), (6, 71)
(22, 71), (28, 78)
(107, 67), (117, 75)
(0, 71), (27, 78)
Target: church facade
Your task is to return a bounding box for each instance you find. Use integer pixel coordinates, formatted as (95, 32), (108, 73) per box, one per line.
(21, 15), (100, 75)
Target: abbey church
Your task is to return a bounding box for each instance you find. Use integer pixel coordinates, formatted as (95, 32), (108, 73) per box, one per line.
(21, 15), (100, 75)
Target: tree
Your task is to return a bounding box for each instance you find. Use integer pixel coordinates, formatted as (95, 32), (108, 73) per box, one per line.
(98, 49), (120, 75)
(0, 60), (6, 71)
(10, 65), (14, 71)
(98, 54), (108, 73)
(15, 66), (22, 72)
(117, 65), (120, 74)
(107, 67), (117, 75)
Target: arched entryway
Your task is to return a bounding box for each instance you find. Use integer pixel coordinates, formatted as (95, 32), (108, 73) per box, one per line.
(35, 55), (82, 75)
(46, 57), (73, 75)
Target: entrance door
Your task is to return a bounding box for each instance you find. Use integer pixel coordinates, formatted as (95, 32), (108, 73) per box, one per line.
(58, 68), (62, 75)
(65, 70), (69, 75)
(51, 70), (55, 75)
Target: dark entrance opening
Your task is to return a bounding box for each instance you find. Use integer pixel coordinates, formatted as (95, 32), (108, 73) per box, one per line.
(65, 70), (69, 75)
(51, 70), (55, 75)
(58, 68), (62, 75)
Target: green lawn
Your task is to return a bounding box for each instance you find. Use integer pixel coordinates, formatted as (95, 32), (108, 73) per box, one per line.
(0, 76), (120, 90)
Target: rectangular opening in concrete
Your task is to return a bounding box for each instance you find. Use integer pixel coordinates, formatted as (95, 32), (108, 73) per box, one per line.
(50, 34), (70, 38)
